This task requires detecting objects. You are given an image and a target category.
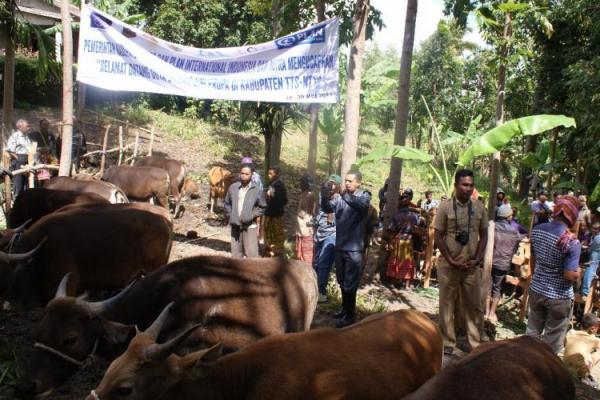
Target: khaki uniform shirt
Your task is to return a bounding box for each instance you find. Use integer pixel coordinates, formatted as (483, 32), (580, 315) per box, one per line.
(433, 197), (488, 267)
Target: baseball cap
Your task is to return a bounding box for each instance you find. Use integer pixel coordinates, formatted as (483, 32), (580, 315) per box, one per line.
(241, 157), (253, 164)
(497, 204), (513, 218)
(328, 174), (342, 184)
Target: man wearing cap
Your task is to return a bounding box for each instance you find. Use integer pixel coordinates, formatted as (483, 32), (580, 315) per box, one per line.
(531, 191), (552, 226)
(313, 174), (342, 303)
(240, 156), (263, 191)
(526, 195), (582, 354)
(564, 313), (600, 387)
(485, 204), (522, 323)
(7, 118), (33, 197)
(321, 171), (371, 327)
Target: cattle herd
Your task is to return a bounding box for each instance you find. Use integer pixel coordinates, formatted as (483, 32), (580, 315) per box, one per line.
(0, 156), (581, 399)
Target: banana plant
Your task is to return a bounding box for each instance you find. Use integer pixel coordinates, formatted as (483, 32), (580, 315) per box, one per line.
(357, 114), (576, 198)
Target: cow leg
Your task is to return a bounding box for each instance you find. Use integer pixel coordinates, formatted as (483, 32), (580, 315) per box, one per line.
(156, 194), (169, 209)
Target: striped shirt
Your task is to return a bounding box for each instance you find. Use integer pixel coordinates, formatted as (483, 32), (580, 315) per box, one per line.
(7, 130), (33, 155)
(530, 221), (581, 299)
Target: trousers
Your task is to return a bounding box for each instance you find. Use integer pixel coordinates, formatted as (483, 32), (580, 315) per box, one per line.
(230, 225), (259, 258)
(526, 290), (572, 354)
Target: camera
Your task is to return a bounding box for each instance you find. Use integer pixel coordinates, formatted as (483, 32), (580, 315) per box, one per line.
(455, 230), (470, 246)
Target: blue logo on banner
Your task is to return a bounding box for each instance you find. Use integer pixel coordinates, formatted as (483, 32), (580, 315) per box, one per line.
(90, 12), (113, 29)
(275, 24), (325, 49)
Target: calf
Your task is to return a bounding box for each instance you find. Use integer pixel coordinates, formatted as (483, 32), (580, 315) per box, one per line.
(8, 187), (109, 228)
(182, 177), (200, 200)
(87, 308), (442, 400)
(21, 256), (317, 397)
(208, 166), (236, 213)
(135, 156), (186, 215)
(402, 336), (575, 400)
(0, 202), (172, 309)
(103, 165), (171, 209)
(44, 176), (128, 203)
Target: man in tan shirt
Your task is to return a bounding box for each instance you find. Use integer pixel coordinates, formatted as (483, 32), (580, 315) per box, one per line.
(434, 169), (488, 355)
(564, 313), (600, 386)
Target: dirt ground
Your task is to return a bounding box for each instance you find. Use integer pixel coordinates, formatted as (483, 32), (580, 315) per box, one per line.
(0, 110), (598, 399)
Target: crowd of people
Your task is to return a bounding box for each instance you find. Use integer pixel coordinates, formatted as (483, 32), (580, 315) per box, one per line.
(5, 117), (87, 198)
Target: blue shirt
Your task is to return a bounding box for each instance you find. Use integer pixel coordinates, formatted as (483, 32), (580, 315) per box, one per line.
(530, 221), (581, 299)
(531, 200), (552, 225)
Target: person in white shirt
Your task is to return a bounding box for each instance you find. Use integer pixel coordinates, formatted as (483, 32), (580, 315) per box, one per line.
(6, 119), (33, 197)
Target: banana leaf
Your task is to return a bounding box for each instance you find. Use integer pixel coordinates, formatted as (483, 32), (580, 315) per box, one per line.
(356, 145), (432, 167)
(458, 115), (576, 166)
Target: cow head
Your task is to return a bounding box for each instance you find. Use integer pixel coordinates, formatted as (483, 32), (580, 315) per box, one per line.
(0, 219), (31, 251)
(0, 238), (46, 305)
(87, 304), (221, 400)
(18, 275), (136, 397)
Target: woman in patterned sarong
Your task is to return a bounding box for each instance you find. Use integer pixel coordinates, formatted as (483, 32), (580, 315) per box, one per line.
(386, 194), (420, 288)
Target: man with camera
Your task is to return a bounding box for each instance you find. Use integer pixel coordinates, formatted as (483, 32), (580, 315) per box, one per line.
(321, 171), (371, 328)
(433, 169), (488, 355)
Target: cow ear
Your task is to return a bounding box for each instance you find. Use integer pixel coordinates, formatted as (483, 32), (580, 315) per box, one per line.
(101, 320), (136, 345)
(176, 343), (223, 379)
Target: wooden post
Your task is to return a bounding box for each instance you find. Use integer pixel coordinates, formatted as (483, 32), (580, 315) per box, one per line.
(99, 124), (111, 176)
(27, 142), (37, 188)
(423, 208), (437, 288)
(2, 152), (12, 214)
(147, 127), (155, 156)
(131, 130), (140, 165)
(118, 125), (124, 165)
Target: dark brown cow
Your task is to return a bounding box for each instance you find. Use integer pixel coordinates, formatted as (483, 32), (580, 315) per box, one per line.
(8, 188), (109, 228)
(402, 336), (576, 400)
(44, 176), (128, 203)
(135, 156), (186, 215)
(103, 165), (171, 209)
(86, 309), (442, 400)
(20, 256), (317, 397)
(0, 202), (172, 310)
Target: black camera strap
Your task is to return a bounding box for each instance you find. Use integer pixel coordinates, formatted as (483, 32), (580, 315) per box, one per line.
(453, 197), (472, 235)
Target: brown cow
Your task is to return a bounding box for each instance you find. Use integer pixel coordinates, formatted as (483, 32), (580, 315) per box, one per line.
(19, 256), (317, 397)
(87, 309), (442, 400)
(0, 202), (172, 310)
(208, 166), (236, 213)
(135, 156), (186, 215)
(44, 176), (128, 203)
(8, 187), (109, 228)
(182, 177), (200, 200)
(103, 165), (171, 209)
(402, 336), (576, 400)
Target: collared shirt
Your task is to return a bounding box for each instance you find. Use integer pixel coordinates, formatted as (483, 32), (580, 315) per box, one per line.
(433, 197), (488, 267)
(7, 130), (33, 155)
(530, 221), (581, 299)
(422, 199), (439, 213)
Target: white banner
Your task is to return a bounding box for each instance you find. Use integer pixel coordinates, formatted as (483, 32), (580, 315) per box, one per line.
(77, 5), (339, 103)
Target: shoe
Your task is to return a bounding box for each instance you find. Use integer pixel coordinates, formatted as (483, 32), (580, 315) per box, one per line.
(333, 309), (346, 318)
(335, 314), (355, 328)
(318, 293), (328, 303)
(443, 346), (454, 356)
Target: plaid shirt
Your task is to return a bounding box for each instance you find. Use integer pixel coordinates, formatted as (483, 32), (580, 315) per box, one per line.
(530, 221), (581, 299)
(7, 130), (33, 155)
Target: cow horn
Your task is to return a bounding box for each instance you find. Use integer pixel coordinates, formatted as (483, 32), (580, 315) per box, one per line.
(13, 219), (32, 233)
(80, 279), (137, 317)
(55, 273), (73, 299)
(143, 302), (175, 340)
(144, 323), (204, 361)
(0, 237), (47, 264)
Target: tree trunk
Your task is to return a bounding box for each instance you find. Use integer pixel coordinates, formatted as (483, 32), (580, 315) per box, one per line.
(383, 0), (417, 227)
(264, 131), (272, 177)
(265, 0), (284, 172)
(58, 2), (74, 176)
(2, 21), (15, 138)
(339, 0), (369, 177)
(376, 0), (418, 281)
(519, 135), (538, 199)
(307, 0), (326, 180)
(546, 128), (558, 191)
(482, 12), (512, 301)
(270, 131), (282, 168)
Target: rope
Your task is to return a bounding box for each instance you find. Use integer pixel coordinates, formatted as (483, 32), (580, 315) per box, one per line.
(34, 337), (99, 368)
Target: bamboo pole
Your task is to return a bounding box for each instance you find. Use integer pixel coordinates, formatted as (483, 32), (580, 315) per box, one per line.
(147, 127), (155, 156)
(131, 131), (140, 165)
(118, 125), (124, 165)
(27, 142), (37, 188)
(3, 152), (12, 214)
(99, 124), (111, 176)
